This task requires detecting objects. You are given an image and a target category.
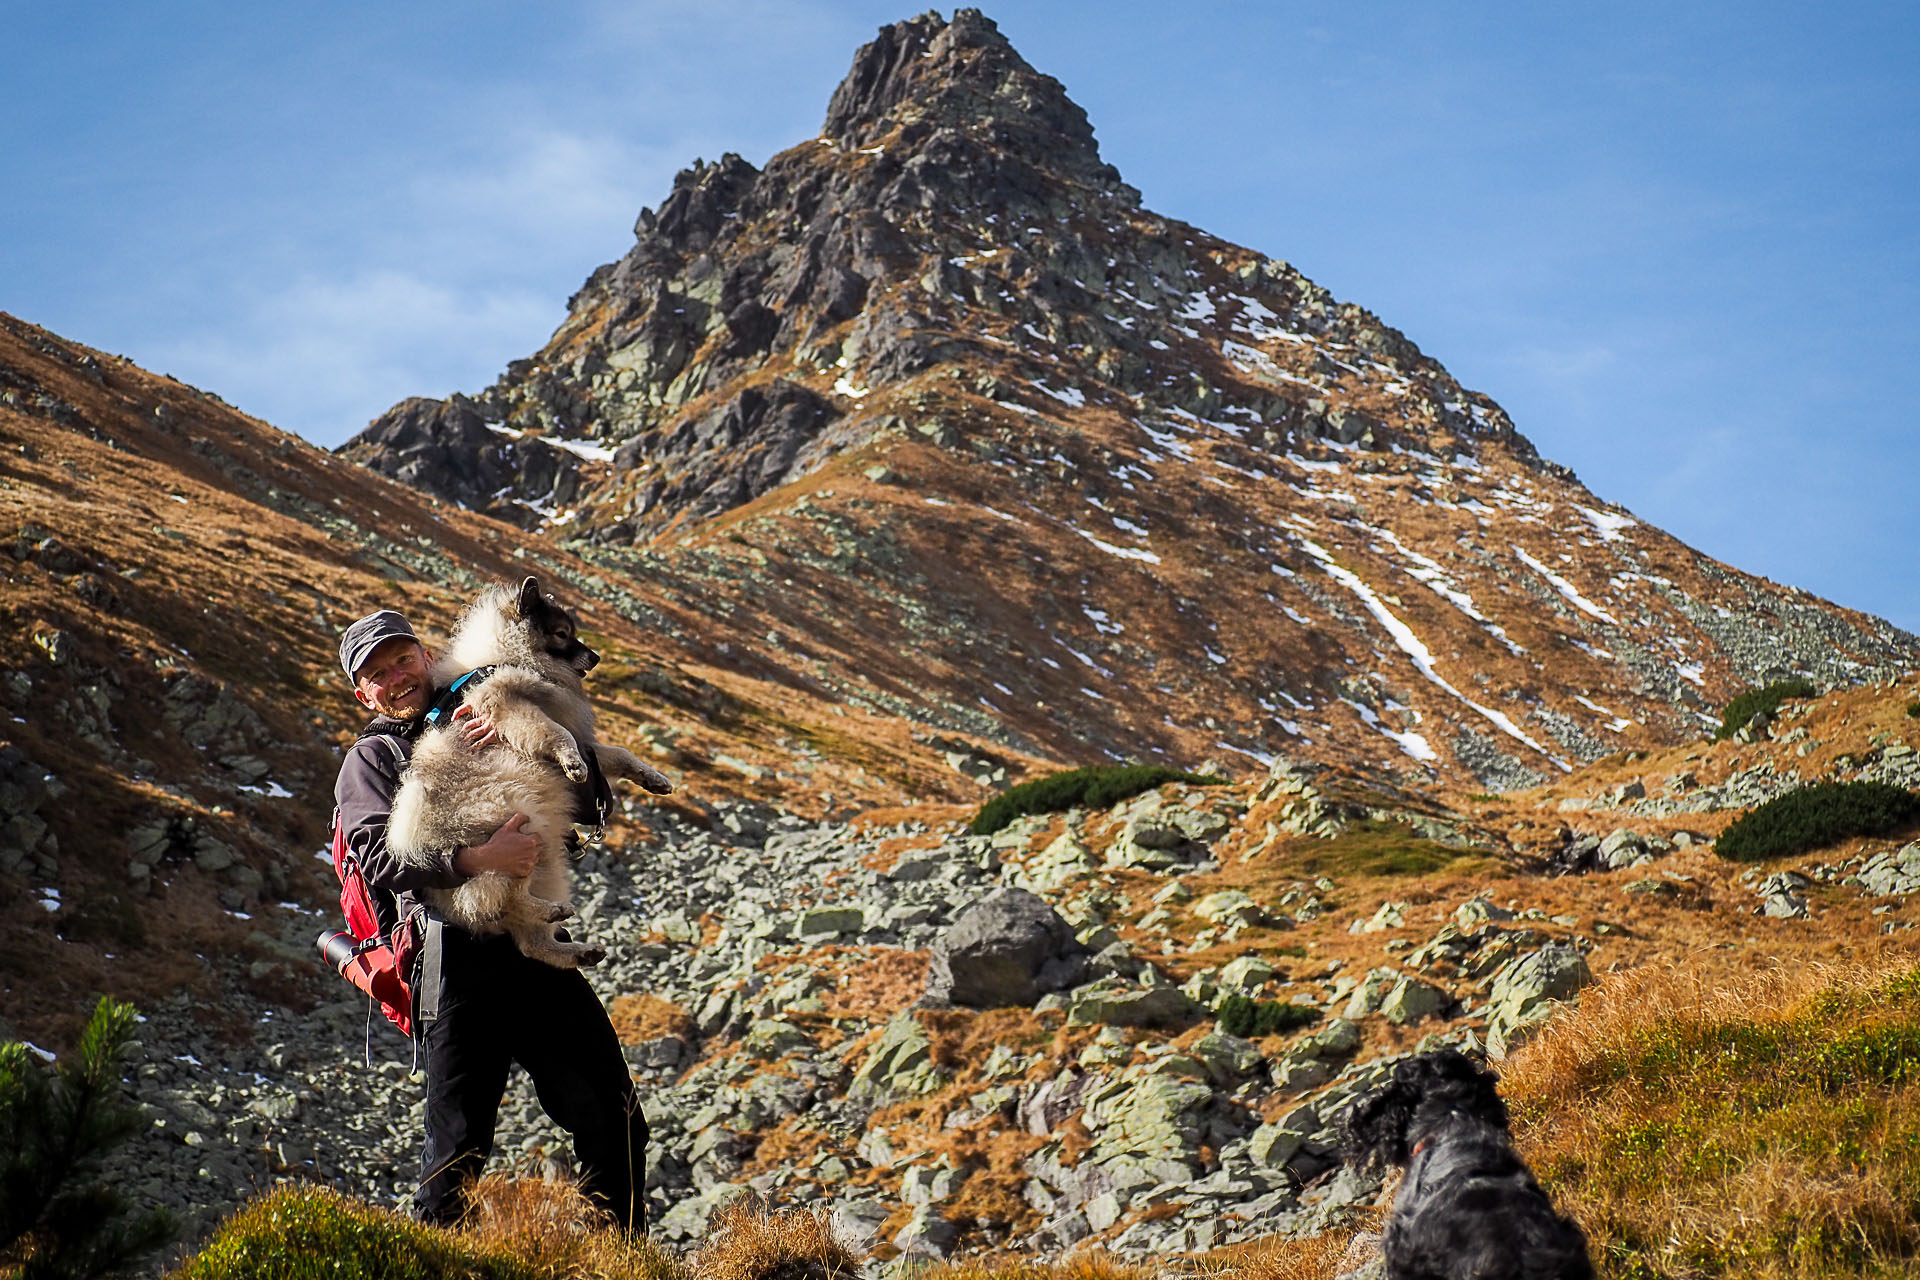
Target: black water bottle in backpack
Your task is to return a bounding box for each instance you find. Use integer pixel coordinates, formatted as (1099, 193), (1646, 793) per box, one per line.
(316, 806), (421, 1037)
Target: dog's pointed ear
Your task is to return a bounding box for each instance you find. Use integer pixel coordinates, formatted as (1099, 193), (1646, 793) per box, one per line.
(517, 577), (542, 617)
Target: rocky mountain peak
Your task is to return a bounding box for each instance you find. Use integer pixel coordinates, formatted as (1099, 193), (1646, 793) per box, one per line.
(337, 11), (1918, 794)
(820, 9), (1129, 199)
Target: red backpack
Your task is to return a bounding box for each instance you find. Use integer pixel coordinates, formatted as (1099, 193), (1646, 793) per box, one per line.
(316, 806), (421, 1038)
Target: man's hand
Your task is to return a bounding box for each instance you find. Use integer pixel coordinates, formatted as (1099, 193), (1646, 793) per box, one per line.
(451, 703), (499, 750)
(453, 813), (539, 877)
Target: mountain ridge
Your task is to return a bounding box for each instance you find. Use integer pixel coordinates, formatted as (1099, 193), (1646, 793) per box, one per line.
(340, 8), (1916, 792)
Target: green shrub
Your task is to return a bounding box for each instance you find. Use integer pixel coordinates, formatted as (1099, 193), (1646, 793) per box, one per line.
(970, 765), (1224, 836)
(1, 997), (175, 1280)
(1214, 994), (1319, 1038)
(174, 1186), (523, 1280)
(1716, 781), (1920, 861)
(1907, 699), (1919, 719)
(1713, 678), (1817, 740)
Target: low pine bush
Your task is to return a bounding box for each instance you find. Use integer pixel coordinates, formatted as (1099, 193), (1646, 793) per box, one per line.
(1, 996), (175, 1280)
(1215, 994), (1319, 1038)
(1907, 699), (1919, 719)
(1716, 781), (1920, 861)
(970, 765), (1224, 836)
(174, 1187), (504, 1280)
(1713, 677), (1817, 740)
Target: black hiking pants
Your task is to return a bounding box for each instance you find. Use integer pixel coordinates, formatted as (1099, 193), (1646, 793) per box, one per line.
(413, 927), (647, 1230)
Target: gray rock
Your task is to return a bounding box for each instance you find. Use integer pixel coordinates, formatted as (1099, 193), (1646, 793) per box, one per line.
(1484, 945), (1594, 1058)
(1065, 978), (1205, 1029)
(1380, 977), (1450, 1025)
(926, 887), (1088, 1008)
(894, 1203), (961, 1257)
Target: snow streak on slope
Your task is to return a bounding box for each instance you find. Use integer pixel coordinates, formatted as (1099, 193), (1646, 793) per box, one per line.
(1514, 546), (1621, 625)
(1300, 538), (1569, 770)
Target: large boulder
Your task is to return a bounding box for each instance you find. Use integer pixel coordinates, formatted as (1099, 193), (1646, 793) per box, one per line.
(1484, 944), (1594, 1058)
(926, 888), (1089, 1008)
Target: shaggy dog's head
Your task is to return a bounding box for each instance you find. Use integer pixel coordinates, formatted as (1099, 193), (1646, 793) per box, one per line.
(1340, 1047), (1509, 1173)
(442, 576), (598, 682)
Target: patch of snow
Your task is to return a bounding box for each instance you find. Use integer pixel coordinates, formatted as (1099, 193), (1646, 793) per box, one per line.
(23, 1042), (54, 1063)
(1581, 505), (1638, 541)
(1035, 383), (1086, 407)
(1074, 528), (1161, 563)
(1513, 547), (1620, 624)
(1082, 607), (1123, 636)
(1214, 741), (1277, 766)
(238, 780), (295, 799)
(833, 376), (871, 400)
(545, 436), (616, 463)
(1222, 340), (1322, 391)
(1343, 698), (1438, 763)
(1137, 421), (1194, 462)
(1204, 648), (1228, 666)
(1302, 539), (1568, 768)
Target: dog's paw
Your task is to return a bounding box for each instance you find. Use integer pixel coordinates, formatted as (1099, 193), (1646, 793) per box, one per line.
(637, 764), (675, 795)
(557, 749), (589, 783)
(538, 900), (576, 924)
(574, 946), (606, 968)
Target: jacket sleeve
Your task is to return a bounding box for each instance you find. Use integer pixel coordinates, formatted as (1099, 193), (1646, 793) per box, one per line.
(334, 738), (466, 894)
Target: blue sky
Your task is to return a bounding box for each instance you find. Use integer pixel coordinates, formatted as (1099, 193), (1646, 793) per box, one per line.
(4, 2), (1916, 634)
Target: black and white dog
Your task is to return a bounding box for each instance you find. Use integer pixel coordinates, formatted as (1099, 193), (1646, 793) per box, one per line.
(1340, 1049), (1594, 1280)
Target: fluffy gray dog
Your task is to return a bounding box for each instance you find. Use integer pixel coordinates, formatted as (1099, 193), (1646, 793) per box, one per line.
(388, 576), (672, 968)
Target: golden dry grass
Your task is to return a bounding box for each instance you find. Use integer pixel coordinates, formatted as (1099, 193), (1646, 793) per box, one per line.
(1197, 1219), (1378, 1280)
(691, 1197), (862, 1280)
(608, 995), (697, 1045)
(461, 1175), (685, 1280)
(1501, 949), (1920, 1279)
(911, 1251), (1153, 1280)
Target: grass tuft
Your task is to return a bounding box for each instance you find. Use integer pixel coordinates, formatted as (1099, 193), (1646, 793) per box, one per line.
(970, 766), (1224, 836)
(1715, 781), (1920, 861)
(692, 1197), (862, 1280)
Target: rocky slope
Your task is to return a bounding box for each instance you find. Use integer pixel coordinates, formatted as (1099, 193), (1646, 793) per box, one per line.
(0, 308), (1039, 1050)
(345, 9), (1916, 794)
(104, 673), (1920, 1263)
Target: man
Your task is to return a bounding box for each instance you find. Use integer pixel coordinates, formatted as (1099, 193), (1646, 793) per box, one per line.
(333, 608), (647, 1231)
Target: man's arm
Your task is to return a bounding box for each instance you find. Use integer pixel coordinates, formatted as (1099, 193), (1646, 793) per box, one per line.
(335, 737), (541, 886)
(335, 739), (465, 894)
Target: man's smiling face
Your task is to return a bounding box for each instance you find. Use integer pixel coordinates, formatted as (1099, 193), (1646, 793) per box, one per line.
(352, 637), (434, 720)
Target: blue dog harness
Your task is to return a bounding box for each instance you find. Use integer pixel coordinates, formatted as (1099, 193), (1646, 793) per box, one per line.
(423, 666), (498, 729)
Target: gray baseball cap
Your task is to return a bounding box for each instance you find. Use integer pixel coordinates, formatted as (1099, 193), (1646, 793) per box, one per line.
(338, 610), (419, 682)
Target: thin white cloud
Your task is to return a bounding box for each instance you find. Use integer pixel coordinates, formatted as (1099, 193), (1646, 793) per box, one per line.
(152, 270), (556, 442)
